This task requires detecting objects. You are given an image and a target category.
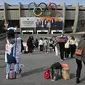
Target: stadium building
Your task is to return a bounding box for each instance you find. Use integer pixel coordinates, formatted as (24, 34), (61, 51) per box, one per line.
(0, 2), (85, 34)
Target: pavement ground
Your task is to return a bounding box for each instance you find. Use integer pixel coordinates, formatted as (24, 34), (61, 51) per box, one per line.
(0, 51), (85, 85)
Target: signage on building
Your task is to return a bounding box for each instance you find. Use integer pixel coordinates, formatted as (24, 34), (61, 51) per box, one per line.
(20, 17), (38, 28)
(20, 17), (63, 28)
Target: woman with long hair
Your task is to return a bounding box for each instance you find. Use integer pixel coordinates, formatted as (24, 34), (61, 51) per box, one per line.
(74, 34), (85, 84)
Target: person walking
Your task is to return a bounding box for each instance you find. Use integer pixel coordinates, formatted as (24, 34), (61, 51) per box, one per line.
(57, 34), (67, 61)
(64, 38), (70, 59)
(74, 34), (85, 84)
(69, 36), (77, 58)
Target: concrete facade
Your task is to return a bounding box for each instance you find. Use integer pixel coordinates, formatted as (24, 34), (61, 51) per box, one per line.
(0, 2), (85, 34)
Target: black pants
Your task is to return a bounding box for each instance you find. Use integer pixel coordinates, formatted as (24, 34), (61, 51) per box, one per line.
(65, 48), (70, 58)
(40, 45), (43, 51)
(60, 49), (64, 60)
(50, 68), (59, 79)
(28, 47), (32, 53)
(70, 45), (76, 58)
(76, 59), (85, 78)
(50, 62), (62, 79)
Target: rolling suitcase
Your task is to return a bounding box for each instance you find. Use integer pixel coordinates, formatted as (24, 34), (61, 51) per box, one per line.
(8, 63), (16, 79)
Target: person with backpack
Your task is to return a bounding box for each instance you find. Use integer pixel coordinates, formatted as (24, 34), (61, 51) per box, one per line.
(6, 30), (16, 79)
(6, 29), (21, 79)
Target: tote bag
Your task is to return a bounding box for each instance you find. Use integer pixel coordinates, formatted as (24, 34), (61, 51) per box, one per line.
(55, 46), (59, 56)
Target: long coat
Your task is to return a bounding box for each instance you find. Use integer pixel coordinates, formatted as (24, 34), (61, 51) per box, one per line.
(74, 39), (85, 62)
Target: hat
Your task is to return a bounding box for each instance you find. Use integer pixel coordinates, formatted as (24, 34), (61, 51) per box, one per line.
(8, 27), (16, 31)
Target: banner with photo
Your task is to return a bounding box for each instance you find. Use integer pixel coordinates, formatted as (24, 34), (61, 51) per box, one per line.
(20, 17), (63, 28)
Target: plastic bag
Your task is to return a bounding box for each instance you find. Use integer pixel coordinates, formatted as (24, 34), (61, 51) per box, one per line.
(62, 67), (70, 80)
(55, 46), (59, 56)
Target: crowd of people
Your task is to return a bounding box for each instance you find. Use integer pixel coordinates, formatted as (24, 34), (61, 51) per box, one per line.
(5, 29), (85, 84)
(22, 34), (78, 61)
(23, 36), (56, 53)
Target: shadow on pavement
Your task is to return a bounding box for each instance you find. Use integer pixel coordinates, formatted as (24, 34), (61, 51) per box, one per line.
(21, 66), (47, 77)
(81, 77), (85, 82)
(70, 73), (76, 79)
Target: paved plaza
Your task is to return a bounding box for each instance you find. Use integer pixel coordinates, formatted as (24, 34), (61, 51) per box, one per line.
(0, 49), (85, 85)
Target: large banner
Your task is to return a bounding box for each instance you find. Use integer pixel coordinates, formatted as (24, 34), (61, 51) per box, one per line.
(20, 17), (63, 28)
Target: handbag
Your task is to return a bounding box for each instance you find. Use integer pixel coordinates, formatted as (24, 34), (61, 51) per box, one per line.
(75, 49), (83, 56)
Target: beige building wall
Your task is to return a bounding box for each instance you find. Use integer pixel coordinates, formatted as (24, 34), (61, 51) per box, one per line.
(0, 3), (85, 33)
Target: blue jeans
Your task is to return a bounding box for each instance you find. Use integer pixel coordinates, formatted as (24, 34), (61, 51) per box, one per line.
(6, 58), (20, 73)
(15, 58), (20, 73)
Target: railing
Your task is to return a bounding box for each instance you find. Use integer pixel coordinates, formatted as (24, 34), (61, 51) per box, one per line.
(0, 33), (6, 40)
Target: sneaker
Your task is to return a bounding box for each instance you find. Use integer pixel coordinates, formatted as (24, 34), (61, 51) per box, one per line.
(76, 78), (80, 84)
(64, 57), (67, 59)
(53, 76), (56, 80)
(51, 79), (55, 81)
(60, 59), (64, 61)
(6, 74), (8, 79)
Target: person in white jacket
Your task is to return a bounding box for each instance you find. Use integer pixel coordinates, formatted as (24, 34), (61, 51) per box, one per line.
(13, 35), (21, 74)
(39, 38), (44, 51)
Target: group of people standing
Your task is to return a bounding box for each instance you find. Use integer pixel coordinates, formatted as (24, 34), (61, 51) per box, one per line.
(25, 37), (55, 54)
(57, 35), (78, 61)
(55, 34), (85, 84)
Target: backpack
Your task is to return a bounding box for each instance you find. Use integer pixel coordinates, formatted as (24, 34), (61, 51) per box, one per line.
(44, 68), (50, 79)
(7, 47), (16, 64)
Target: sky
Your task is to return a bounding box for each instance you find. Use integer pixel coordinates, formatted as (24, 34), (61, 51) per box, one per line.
(0, 0), (85, 5)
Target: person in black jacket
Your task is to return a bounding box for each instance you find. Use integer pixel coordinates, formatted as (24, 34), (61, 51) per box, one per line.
(21, 39), (24, 52)
(50, 62), (62, 81)
(27, 37), (33, 53)
(57, 35), (67, 61)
